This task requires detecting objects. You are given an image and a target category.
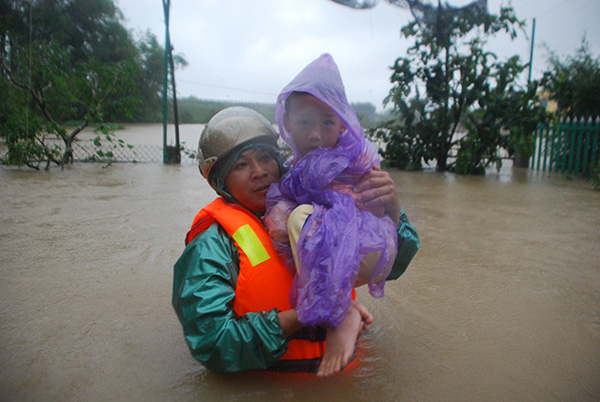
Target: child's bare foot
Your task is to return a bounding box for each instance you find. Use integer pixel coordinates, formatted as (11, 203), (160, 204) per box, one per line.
(317, 307), (362, 377)
(351, 301), (374, 333)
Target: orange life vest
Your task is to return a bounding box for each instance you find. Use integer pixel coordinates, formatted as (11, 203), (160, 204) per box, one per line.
(185, 197), (325, 363)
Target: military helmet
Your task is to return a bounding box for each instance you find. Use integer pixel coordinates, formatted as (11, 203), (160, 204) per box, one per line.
(197, 106), (279, 179)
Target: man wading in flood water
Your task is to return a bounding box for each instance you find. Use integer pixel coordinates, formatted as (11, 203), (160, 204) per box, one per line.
(172, 106), (419, 373)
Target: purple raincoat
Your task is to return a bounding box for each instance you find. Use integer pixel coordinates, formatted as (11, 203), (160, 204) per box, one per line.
(265, 53), (397, 327)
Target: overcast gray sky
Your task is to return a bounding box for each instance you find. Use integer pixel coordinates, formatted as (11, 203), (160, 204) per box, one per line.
(115, 0), (600, 111)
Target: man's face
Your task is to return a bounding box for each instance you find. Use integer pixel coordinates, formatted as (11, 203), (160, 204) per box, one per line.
(283, 93), (345, 156)
(224, 147), (280, 214)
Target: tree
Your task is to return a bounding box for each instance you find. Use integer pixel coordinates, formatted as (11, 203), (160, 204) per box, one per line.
(457, 55), (546, 173)
(372, 4), (544, 173)
(540, 39), (600, 184)
(0, 0), (178, 169)
(541, 38), (600, 120)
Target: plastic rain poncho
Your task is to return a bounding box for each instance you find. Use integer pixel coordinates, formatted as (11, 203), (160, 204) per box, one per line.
(265, 53), (398, 327)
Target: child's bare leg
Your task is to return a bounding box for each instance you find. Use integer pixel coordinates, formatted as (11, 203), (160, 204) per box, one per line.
(354, 251), (381, 287)
(355, 233), (396, 287)
(317, 306), (362, 377)
(287, 204), (315, 275)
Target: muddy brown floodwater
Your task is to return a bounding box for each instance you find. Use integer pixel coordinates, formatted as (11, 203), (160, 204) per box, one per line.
(1, 161), (599, 401)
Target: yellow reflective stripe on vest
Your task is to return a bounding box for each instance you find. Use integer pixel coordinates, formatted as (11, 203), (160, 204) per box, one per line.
(232, 224), (270, 267)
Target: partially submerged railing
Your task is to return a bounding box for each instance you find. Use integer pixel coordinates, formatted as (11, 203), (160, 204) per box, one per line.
(532, 117), (600, 177)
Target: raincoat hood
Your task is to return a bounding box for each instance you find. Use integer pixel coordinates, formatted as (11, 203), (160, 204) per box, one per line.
(275, 53), (369, 161)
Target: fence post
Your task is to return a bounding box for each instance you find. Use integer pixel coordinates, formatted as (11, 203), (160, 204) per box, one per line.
(582, 117), (592, 175)
(532, 125), (536, 169)
(543, 124), (552, 172)
(574, 117), (583, 176)
(561, 118), (569, 174)
(535, 125), (544, 170)
(549, 123), (557, 172)
(555, 120), (563, 173)
(569, 118), (577, 175)
(591, 117), (600, 170)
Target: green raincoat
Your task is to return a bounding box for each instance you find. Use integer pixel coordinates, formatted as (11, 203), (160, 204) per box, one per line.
(172, 209), (419, 374)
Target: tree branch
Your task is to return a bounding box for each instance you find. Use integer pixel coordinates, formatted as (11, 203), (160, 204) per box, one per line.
(1, 58), (60, 130)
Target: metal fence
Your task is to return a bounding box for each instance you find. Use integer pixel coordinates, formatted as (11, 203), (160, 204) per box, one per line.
(75, 141), (201, 164)
(0, 141), (198, 165)
(531, 117), (600, 177)
(72, 141), (167, 163)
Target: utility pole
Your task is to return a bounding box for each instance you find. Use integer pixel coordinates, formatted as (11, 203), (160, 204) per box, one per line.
(528, 18), (536, 84)
(162, 0), (181, 163)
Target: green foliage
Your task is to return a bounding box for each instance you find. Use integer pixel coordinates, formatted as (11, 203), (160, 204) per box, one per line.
(380, 6), (543, 174)
(123, 31), (188, 123)
(367, 119), (422, 171)
(180, 142), (197, 160)
(0, 0), (179, 168)
(527, 42), (600, 180)
(541, 39), (600, 120)
(459, 58), (548, 174)
(366, 97), (428, 171)
(0, 120), (62, 169)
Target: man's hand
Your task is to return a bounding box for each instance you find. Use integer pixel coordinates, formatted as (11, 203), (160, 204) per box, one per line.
(353, 166), (401, 223)
(277, 309), (303, 337)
